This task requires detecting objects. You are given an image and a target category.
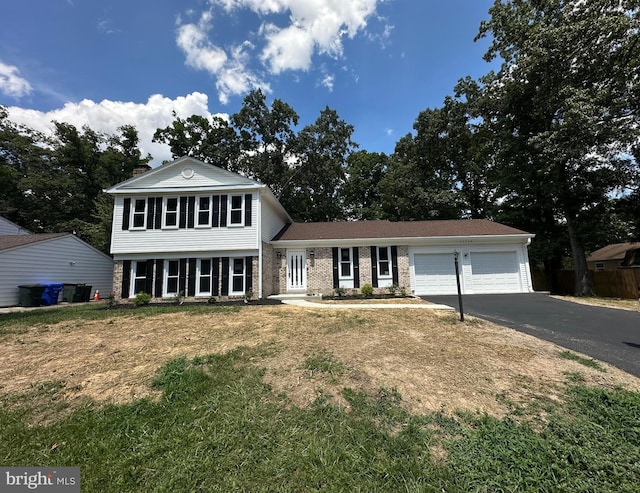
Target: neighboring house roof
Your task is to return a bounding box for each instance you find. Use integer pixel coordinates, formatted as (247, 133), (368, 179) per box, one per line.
(587, 242), (640, 262)
(273, 219), (532, 242)
(0, 233), (68, 252)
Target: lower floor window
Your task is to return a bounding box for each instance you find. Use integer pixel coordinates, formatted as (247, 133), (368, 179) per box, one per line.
(231, 258), (245, 294)
(165, 260), (180, 296)
(132, 260), (148, 294)
(198, 259), (212, 295)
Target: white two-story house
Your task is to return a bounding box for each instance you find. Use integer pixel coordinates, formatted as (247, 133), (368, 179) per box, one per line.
(107, 156), (535, 301)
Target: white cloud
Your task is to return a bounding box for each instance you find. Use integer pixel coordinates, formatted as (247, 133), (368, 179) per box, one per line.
(0, 61), (33, 98)
(176, 10), (268, 103)
(176, 0), (383, 102)
(5, 92), (225, 166)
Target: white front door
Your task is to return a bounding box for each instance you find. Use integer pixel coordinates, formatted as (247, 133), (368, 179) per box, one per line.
(287, 250), (307, 291)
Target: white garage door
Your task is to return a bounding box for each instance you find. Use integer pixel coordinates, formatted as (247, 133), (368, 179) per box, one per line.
(471, 252), (521, 293)
(413, 253), (458, 295)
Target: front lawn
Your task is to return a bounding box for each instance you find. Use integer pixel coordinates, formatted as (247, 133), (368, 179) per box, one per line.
(1, 304), (639, 491)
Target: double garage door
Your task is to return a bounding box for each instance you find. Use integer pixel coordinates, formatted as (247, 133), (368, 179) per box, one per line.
(413, 251), (522, 295)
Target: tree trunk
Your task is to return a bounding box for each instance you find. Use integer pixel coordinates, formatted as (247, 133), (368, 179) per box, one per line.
(566, 214), (593, 296)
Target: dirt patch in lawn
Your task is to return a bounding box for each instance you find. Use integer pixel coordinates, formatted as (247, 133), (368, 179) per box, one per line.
(1, 305), (638, 424)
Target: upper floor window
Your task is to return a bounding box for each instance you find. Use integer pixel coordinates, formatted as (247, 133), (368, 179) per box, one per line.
(197, 196), (211, 227)
(131, 199), (146, 229)
(229, 195), (243, 225)
(164, 197), (178, 228)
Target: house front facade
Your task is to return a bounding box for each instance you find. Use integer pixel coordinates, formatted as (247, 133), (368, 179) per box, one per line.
(107, 157), (535, 301)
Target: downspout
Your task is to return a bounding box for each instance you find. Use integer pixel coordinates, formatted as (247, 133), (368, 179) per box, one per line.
(257, 189), (263, 299)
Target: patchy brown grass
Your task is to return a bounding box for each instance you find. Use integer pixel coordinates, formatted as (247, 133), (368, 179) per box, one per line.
(554, 295), (640, 311)
(1, 305), (638, 423)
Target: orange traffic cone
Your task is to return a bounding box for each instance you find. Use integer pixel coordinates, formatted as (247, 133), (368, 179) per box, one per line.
(93, 290), (100, 301)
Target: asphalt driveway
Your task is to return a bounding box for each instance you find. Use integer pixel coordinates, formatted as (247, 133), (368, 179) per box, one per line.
(423, 293), (640, 377)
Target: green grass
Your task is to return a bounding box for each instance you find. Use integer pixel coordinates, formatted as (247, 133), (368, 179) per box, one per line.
(559, 350), (606, 371)
(0, 303), (241, 331)
(1, 347), (639, 492)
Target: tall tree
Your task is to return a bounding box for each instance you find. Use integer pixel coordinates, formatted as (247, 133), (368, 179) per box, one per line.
(231, 89), (299, 197)
(153, 113), (240, 168)
(341, 150), (388, 220)
(284, 107), (356, 222)
(476, 0), (640, 295)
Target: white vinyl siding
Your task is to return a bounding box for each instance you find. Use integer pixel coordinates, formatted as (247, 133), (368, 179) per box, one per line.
(111, 196), (259, 255)
(0, 235), (113, 307)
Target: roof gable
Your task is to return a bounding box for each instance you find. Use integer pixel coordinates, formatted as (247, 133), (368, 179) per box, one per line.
(273, 219), (532, 242)
(0, 215), (31, 235)
(106, 156), (264, 193)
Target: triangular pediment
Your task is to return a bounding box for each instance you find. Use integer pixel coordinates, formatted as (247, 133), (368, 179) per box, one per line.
(106, 157), (263, 192)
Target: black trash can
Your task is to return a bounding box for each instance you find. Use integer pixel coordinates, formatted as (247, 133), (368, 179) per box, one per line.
(62, 283), (86, 303)
(18, 285), (45, 307)
(82, 285), (93, 302)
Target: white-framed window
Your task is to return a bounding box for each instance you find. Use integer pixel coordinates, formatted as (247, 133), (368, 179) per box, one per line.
(164, 260), (180, 296)
(377, 246), (393, 287)
(197, 258), (213, 296)
(131, 260), (148, 295)
(230, 257), (245, 295)
(131, 199), (147, 229)
(595, 262), (605, 271)
(338, 248), (353, 288)
(163, 197), (179, 228)
(229, 195), (244, 226)
(196, 196), (211, 227)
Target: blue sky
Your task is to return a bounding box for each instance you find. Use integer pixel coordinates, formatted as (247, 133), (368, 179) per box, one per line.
(0, 0), (498, 166)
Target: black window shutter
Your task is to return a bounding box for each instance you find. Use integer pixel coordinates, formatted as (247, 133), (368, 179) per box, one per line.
(221, 257), (229, 296)
(122, 198), (131, 230)
(245, 256), (253, 293)
(212, 196), (220, 228)
(179, 197), (187, 228)
(121, 260), (131, 298)
(179, 258), (187, 294)
(212, 258), (220, 296)
(244, 194), (252, 226)
(220, 195), (228, 227)
(188, 258), (196, 296)
(391, 246), (399, 285)
(145, 260), (154, 295)
(155, 259), (164, 297)
(155, 197), (163, 229)
(353, 247), (360, 289)
(187, 196), (195, 229)
(370, 246), (378, 288)
(147, 197), (156, 230)
(332, 247), (339, 289)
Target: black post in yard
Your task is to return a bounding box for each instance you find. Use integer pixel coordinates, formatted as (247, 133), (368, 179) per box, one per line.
(454, 251), (464, 322)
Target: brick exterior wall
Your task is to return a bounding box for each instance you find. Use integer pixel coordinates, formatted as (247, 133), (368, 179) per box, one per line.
(268, 245), (413, 296)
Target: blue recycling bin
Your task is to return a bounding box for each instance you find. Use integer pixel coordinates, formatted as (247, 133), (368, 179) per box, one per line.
(40, 283), (64, 306)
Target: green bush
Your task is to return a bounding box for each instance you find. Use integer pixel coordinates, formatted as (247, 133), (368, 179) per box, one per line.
(133, 291), (152, 307)
(361, 283), (374, 297)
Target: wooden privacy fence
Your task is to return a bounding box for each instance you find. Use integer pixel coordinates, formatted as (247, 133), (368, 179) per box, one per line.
(532, 269), (640, 299)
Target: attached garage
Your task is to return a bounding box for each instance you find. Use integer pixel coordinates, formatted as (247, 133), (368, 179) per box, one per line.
(413, 253), (458, 295)
(469, 251), (522, 294)
(411, 247), (532, 296)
